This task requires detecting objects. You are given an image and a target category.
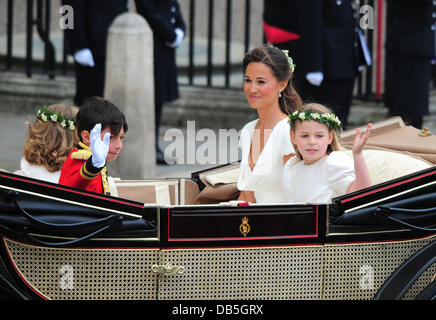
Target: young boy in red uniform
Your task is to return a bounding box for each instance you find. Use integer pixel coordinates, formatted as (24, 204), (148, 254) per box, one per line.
(59, 97), (128, 194)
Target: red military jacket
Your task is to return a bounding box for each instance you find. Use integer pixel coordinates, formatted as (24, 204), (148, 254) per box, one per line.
(59, 142), (110, 194)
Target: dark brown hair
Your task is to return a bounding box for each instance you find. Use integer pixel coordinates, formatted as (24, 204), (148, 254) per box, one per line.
(76, 96), (128, 141)
(243, 44), (302, 114)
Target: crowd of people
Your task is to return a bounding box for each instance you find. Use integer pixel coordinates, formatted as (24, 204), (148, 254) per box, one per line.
(4, 1), (434, 205)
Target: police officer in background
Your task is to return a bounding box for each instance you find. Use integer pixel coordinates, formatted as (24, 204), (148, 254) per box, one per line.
(63, 0), (128, 106)
(264, 0), (368, 129)
(385, 0), (436, 129)
(135, 0), (186, 164)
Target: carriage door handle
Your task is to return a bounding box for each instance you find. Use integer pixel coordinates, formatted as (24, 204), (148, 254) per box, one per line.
(151, 263), (185, 275)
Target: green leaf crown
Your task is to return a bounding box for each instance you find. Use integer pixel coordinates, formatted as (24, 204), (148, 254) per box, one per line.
(36, 105), (75, 131)
(288, 110), (342, 131)
(282, 49), (296, 72)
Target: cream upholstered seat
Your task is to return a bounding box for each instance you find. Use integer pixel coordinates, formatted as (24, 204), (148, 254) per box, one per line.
(200, 149), (432, 187)
(204, 167), (240, 186)
(341, 149), (432, 185)
(197, 148), (432, 202)
(108, 177), (200, 206)
(108, 147), (432, 206)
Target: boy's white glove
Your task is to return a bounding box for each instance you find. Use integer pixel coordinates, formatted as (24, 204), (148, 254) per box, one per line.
(167, 28), (184, 48)
(306, 71), (324, 87)
(74, 48), (95, 67)
(90, 123), (110, 168)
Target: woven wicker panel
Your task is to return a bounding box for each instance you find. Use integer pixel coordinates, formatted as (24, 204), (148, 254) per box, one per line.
(157, 246), (324, 300)
(403, 256), (436, 300)
(4, 236), (434, 300)
(4, 238), (159, 300)
(323, 236), (435, 300)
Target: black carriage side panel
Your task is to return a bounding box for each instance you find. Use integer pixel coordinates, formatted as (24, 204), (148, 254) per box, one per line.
(161, 204), (327, 248)
(333, 167), (436, 213)
(329, 166), (436, 240)
(0, 171), (147, 217)
(0, 171), (158, 247)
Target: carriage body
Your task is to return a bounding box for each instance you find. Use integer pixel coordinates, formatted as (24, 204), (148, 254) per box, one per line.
(0, 165), (434, 300)
(0, 119), (435, 300)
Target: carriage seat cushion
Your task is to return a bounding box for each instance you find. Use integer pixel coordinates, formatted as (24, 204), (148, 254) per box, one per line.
(203, 149), (431, 188)
(342, 149), (432, 185)
(108, 177), (200, 206)
(108, 178), (179, 206)
(205, 167), (240, 186)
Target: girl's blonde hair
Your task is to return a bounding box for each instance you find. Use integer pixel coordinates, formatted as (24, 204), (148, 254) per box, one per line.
(23, 104), (79, 172)
(290, 103), (343, 161)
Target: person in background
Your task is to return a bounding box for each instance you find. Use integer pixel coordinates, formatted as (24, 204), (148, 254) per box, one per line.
(18, 104), (78, 183)
(237, 45), (302, 204)
(263, 0), (299, 49)
(263, 0), (368, 129)
(385, 0), (436, 129)
(59, 97), (128, 194)
(62, 0), (128, 106)
(135, 0), (186, 164)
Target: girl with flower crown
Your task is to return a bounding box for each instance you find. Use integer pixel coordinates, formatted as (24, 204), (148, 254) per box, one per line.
(17, 104), (79, 183)
(237, 44), (302, 203)
(282, 103), (372, 203)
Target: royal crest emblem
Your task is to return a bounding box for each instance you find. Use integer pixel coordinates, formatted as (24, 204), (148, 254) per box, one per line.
(239, 216), (251, 237)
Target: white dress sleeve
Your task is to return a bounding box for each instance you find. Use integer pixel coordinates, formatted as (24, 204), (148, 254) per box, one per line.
(277, 118), (294, 156)
(237, 120), (257, 191)
(281, 156), (298, 202)
(326, 151), (356, 196)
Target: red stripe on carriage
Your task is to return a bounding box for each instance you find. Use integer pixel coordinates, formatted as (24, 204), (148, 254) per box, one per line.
(341, 170), (436, 204)
(0, 173), (143, 208)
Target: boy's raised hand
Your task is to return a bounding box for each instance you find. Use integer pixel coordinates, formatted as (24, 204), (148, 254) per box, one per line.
(90, 123), (110, 168)
(352, 123), (372, 155)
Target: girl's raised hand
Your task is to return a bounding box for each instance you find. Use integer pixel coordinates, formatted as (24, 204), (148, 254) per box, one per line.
(352, 123), (372, 155)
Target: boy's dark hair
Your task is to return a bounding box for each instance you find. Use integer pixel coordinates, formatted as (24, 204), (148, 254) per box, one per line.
(76, 97), (128, 140)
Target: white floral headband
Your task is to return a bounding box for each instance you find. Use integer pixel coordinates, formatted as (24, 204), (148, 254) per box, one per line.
(288, 110), (341, 131)
(36, 105), (75, 131)
(282, 49), (296, 73)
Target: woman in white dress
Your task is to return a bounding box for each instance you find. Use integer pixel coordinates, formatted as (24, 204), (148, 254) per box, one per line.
(237, 45), (303, 203)
(282, 103), (372, 203)
(17, 104), (78, 183)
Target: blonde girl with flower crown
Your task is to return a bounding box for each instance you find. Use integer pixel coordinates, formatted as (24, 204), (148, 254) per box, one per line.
(19, 104), (79, 183)
(282, 103), (372, 203)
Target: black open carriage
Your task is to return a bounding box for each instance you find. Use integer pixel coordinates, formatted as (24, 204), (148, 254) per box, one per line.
(0, 119), (435, 300)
